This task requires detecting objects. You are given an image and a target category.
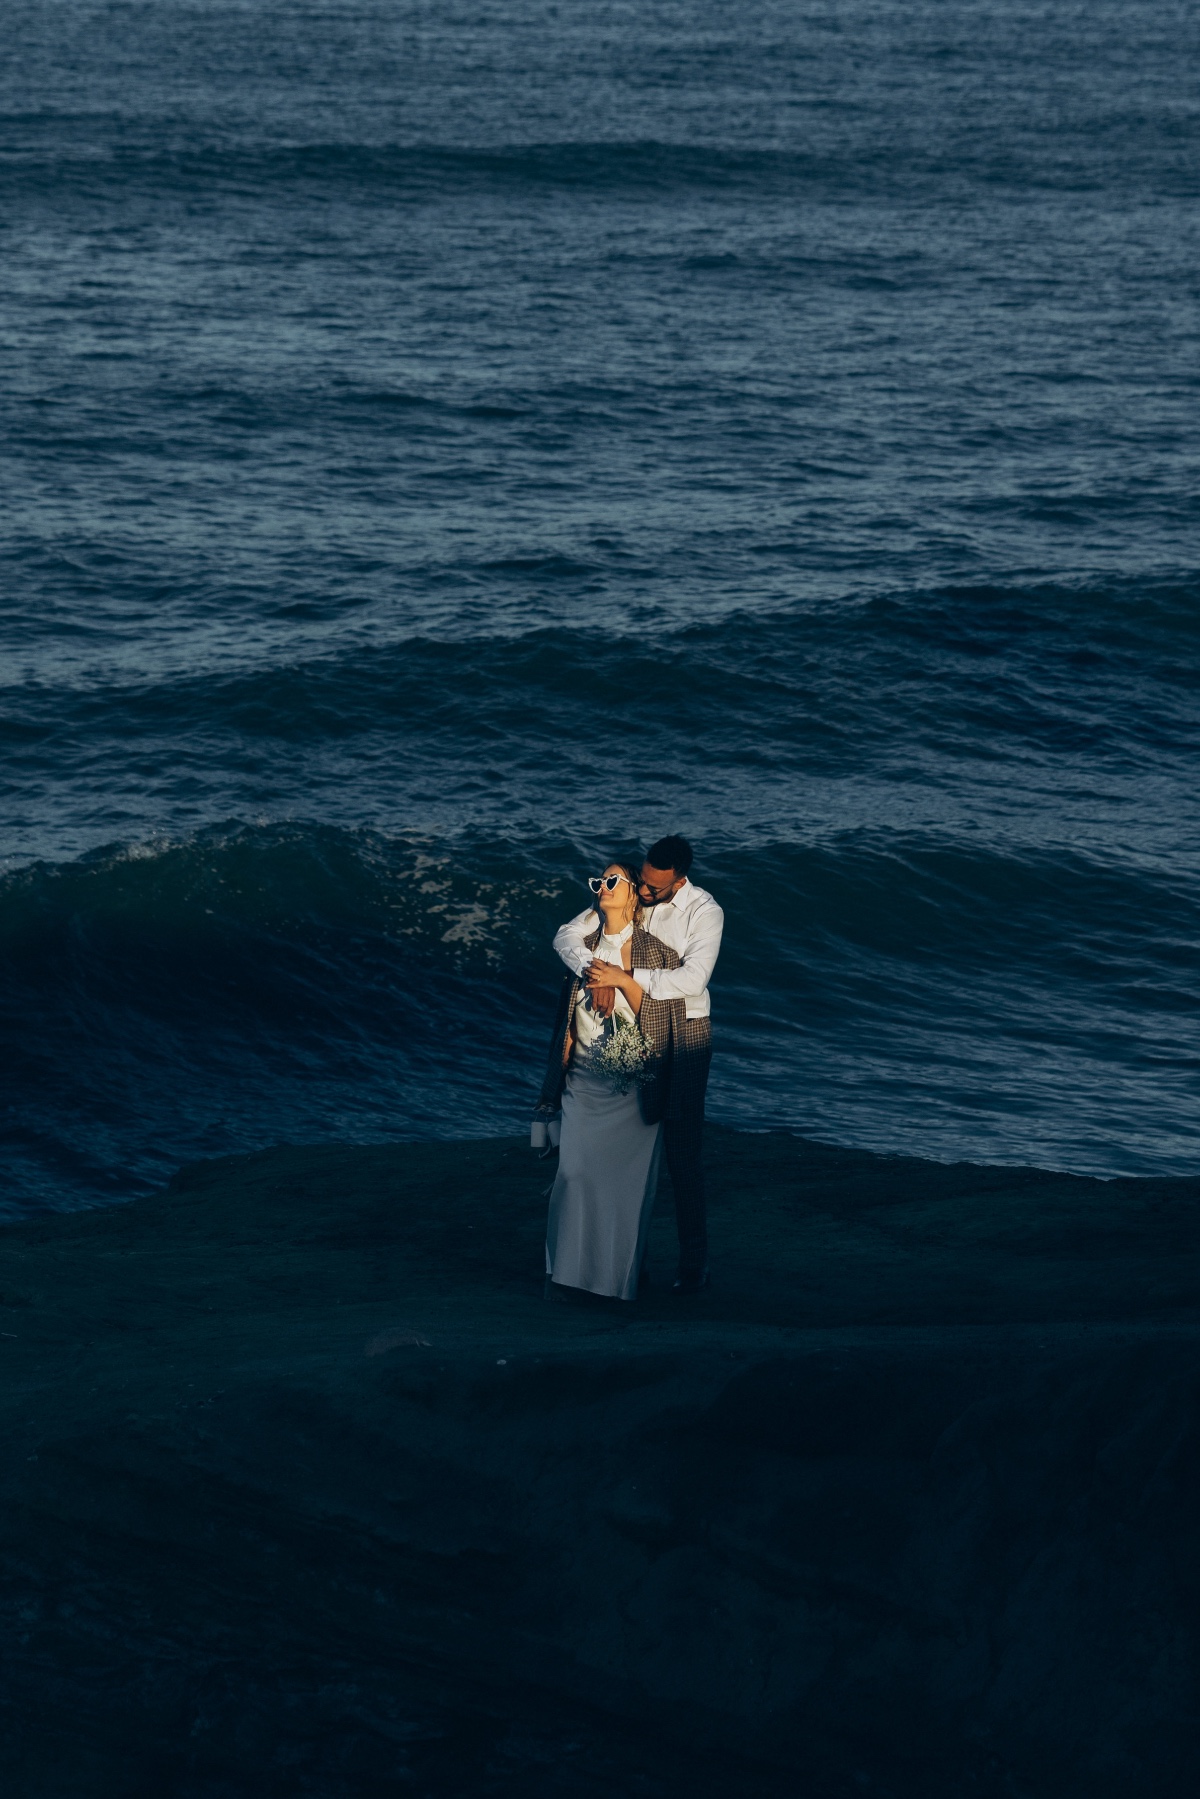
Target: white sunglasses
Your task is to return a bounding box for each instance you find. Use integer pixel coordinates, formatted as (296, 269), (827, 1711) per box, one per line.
(588, 873), (629, 894)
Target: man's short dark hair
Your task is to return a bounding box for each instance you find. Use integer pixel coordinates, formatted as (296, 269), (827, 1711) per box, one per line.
(645, 835), (693, 877)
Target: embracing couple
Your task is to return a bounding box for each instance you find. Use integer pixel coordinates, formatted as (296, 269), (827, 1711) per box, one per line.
(533, 835), (723, 1302)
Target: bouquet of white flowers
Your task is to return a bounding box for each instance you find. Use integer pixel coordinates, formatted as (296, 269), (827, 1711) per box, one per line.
(588, 1016), (658, 1096)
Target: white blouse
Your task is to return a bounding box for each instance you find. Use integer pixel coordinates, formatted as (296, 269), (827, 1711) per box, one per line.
(572, 924), (636, 1053)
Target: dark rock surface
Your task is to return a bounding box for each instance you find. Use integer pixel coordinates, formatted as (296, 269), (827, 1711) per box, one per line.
(1, 1127), (1197, 1797)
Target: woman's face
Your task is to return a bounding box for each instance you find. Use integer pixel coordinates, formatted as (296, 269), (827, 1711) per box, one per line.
(600, 866), (632, 906)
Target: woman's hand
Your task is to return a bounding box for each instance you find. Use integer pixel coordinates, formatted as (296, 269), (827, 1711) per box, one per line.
(587, 958), (630, 990)
(586, 960), (643, 1013)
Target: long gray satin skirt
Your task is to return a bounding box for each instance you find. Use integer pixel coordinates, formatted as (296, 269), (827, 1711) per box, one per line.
(544, 1065), (662, 1301)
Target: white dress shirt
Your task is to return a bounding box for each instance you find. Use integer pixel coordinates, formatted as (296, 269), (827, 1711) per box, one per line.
(552, 879), (724, 1020)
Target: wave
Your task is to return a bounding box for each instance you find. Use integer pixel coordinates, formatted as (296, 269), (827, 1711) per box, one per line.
(0, 140), (850, 203)
(7, 565), (1197, 670)
(4, 579), (1195, 809)
(2, 815), (1197, 1217)
(6, 130), (1194, 205)
(0, 824), (572, 1216)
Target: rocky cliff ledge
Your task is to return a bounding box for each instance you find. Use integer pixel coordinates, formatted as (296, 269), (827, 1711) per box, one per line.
(1, 1128), (1197, 1798)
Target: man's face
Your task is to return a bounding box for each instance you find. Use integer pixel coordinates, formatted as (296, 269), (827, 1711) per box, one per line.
(639, 862), (685, 907)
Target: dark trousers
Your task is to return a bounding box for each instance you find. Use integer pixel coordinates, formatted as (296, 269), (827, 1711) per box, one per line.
(663, 1018), (712, 1275)
(664, 1116), (707, 1275)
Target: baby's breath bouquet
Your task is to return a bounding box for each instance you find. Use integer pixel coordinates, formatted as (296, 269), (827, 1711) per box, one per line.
(589, 1015), (658, 1096)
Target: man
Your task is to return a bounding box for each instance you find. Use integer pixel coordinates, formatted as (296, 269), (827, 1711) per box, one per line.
(552, 835), (723, 1293)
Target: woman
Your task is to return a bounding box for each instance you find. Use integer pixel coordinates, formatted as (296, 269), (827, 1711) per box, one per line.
(535, 861), (683, 1301)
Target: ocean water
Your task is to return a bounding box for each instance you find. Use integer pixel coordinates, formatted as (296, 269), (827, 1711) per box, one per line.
(2, 0), (1198, 1215)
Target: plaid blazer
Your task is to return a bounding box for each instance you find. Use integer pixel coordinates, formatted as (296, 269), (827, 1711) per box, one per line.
(536, 924), (710, 1125)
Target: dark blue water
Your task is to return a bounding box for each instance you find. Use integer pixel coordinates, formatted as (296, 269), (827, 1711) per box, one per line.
(2, 0), (1198, 1215)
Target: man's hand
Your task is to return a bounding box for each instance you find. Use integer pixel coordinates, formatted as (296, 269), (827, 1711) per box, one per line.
(588, 984), (618, 1018)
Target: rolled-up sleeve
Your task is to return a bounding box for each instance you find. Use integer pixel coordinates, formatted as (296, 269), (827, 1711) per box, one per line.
(553, 908), (599, 977)
(633, 899), (724, 1001)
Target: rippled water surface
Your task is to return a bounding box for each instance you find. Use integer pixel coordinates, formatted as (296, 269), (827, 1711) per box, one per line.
(2, 0), (1198, 1211)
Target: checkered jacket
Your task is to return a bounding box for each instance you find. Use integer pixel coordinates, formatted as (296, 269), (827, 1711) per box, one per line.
(536, 924), (711, 1125)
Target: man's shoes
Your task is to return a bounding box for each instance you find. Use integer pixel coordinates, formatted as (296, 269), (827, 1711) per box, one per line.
(671, 1268), (709, 1295)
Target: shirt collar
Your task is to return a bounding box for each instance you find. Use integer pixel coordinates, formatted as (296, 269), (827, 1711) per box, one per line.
(661, 877), (692, 909)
